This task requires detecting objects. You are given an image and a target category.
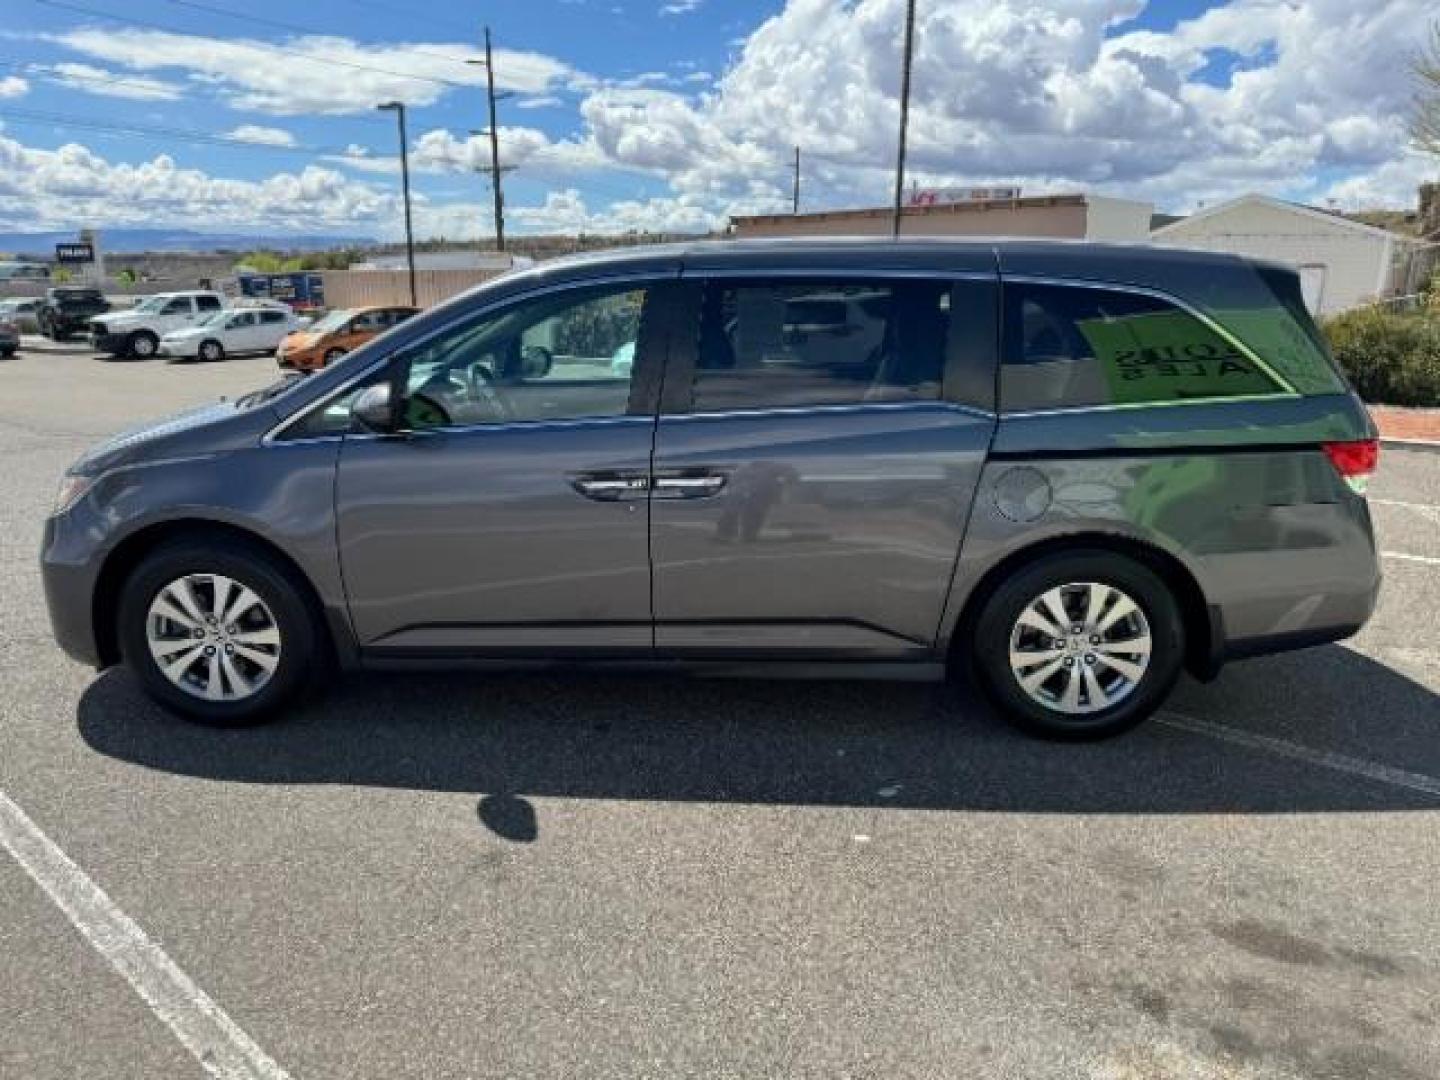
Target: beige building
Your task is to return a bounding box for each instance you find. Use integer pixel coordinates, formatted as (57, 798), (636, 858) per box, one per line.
(1152, 194), (1421, 316)
(730, 193), (1155, 242)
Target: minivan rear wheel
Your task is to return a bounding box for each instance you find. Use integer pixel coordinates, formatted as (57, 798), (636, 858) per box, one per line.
(117, 539), (323, 725)
(973, 550), (1184, 739)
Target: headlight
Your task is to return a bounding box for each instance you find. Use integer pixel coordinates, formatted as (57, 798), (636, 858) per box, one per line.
(53, 474), (94, 515)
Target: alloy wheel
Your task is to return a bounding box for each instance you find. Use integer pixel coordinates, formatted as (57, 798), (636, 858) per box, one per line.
(1007, 581), (1152, 715)
(145, 573), (281, 701)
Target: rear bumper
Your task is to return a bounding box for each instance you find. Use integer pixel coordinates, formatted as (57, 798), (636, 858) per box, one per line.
(1201, 500), (1382, 670)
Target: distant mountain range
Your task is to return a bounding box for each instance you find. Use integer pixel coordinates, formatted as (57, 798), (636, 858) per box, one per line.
(0, 228), (376, 256)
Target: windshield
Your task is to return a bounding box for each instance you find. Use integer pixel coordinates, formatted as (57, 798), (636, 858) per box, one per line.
(198, 311), (232, 327)
(129, 297), (165, 314)
(309, 310), (352, 333)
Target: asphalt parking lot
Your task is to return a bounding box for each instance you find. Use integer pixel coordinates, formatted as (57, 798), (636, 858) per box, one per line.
(1, 343), (1438, 1080)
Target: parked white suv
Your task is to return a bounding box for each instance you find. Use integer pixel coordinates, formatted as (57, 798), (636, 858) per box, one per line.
(157, 300), (303, 362)
(90, 291), (226, 358)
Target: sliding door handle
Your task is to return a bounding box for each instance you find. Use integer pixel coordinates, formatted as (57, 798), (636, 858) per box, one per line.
(653, 473), (727, 499)
(571, 473), (650, 502)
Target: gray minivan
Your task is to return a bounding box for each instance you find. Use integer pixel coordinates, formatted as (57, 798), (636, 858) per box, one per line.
(41, 240), (1381, 738)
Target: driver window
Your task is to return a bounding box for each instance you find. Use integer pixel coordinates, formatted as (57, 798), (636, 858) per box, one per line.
(401, 284), (649, 429)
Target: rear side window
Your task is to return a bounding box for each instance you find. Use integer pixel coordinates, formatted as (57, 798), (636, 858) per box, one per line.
(196, 295), (223, 312)
(1000, 283), (1283, 412)
(1205, 265), (1345, 396)
(687, 279), (961, 412)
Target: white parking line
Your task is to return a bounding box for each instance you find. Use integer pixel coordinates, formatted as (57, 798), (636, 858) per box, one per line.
(1371, 498), (1440, 523)
(1159, 713), (1440, 799)
(1383, 551), (1440, 567)
(0, 789), (292, 1080)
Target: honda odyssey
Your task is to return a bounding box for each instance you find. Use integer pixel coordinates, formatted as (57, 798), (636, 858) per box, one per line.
(42, 240), (1381, 738)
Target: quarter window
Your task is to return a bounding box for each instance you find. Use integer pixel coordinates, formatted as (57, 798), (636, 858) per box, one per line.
(1000, 283), (1283, 412)
(687, 280), (957, 412)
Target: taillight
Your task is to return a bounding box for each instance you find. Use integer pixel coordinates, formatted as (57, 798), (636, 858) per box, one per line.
(1322, 439), (1379, 495)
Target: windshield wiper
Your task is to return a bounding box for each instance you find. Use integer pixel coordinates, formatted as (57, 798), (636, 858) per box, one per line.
(233, 371), (307, 409)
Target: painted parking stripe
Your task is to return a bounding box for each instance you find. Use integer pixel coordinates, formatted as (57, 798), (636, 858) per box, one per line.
(1159, 713), (1440, 799)
(1370, 497), (1440, 521)
(1382, 551), (1440, 567)
(0, 789), (292, 1080)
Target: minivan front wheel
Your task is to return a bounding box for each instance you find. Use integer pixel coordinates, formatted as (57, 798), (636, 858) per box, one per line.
(974, 551), (1184, 739)
(117, 539), (324, 725)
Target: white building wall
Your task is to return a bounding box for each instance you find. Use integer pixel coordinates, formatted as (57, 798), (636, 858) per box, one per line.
(1152, 199), (1392, 316)
(1082, 196), (1154, 241)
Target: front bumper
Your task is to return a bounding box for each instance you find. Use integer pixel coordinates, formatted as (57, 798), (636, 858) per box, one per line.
(40, 511), (106, 669)
(91, 330), (132, 354)
(276, 349), (320, 371)
(157, 340), (197, 358)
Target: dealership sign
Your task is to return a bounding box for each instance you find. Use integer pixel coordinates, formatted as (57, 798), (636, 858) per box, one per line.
(54, 242), (95, 265)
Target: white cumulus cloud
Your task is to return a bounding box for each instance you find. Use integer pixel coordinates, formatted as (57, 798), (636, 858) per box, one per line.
(226, 125), (297, 147)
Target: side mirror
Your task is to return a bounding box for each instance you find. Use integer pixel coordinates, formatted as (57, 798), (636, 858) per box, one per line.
(520, 344), (553, 379)
(351, 382), (398, 433)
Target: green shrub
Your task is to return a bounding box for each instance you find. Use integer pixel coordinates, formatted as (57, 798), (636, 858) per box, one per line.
(1322, 306), (1440, 407)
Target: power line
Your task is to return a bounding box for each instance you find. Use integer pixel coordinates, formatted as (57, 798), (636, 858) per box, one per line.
(31, 0), (475, 89)
(0, 106), (383, 158)
(160, 0), (481, 68)
(0, 59), (209, 104)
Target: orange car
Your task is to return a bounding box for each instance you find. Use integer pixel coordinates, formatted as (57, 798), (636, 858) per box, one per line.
(276, 304), (418, 371)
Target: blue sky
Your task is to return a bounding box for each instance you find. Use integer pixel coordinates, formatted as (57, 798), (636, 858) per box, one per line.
(0, 0), (1432, 238)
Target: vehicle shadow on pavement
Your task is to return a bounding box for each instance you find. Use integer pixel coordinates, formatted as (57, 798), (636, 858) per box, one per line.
(77, 643), (1439, 835)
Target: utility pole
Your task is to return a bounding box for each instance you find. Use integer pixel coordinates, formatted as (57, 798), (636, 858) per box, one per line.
(464, 27), (511, 252)
(891, 0), (917, 239)
(377, 100), (417, 306)
(792, 145), (801, 214)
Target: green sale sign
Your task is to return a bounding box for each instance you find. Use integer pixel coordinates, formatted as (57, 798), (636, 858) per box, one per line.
(1075, 310), (1282, 403)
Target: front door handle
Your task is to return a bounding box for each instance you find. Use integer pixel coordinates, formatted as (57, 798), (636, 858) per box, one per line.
(571, 472), (649, 502)
(653, 473), (727, 499)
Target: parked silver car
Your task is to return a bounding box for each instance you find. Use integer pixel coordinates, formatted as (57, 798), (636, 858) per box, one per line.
(0, 297), (43, 334)
(41, 240), (1381, 738)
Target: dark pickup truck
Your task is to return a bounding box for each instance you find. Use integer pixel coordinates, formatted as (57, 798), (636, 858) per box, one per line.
(38, 286), (110, 341)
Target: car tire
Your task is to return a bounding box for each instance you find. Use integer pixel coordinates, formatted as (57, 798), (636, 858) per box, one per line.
(117, 538), (328, 726)
(129, 331), (159, 359)
(198, 339), (224, 363)
(0, 347), (14, 358)
(972, 549), (1184, 740)
(323, 347), (347, 365)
